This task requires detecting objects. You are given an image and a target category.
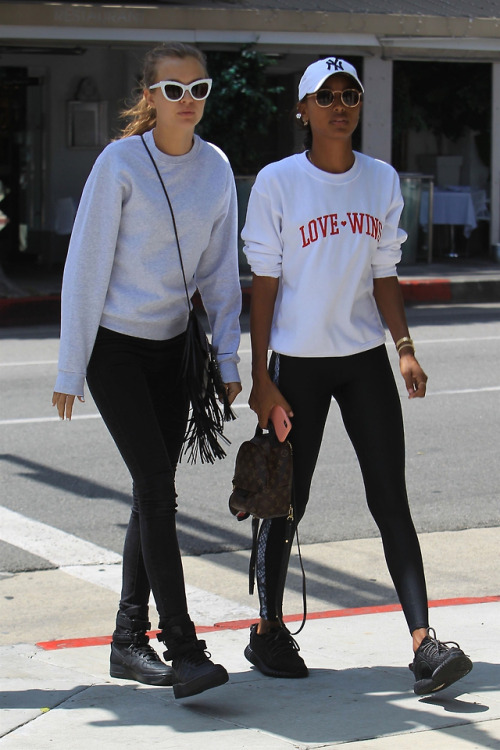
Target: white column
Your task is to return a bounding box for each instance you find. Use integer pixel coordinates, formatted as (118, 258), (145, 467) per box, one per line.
(361, 56), (393, 164)
(491, 62), (500, 247)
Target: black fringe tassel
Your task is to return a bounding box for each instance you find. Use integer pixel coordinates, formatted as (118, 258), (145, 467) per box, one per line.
(180, 309), (236, 464)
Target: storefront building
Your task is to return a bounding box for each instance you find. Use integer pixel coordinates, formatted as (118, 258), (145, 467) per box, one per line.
(1, 0), (500, 269)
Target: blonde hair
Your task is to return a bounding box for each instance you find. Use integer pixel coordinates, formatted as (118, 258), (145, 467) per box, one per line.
(118, 43), (208, 138)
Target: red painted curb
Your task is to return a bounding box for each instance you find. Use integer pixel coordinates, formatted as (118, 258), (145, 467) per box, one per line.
(400, 278), (452, 302)
(0, 294), (61, 326)
(0, 278), (455, 327)
(243, 281), (453, 309)
(36, 595), (499, 651)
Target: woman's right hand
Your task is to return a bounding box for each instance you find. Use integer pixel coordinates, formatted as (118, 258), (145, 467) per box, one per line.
(52, 392), (85, 421)
(248, 374), (293, 429)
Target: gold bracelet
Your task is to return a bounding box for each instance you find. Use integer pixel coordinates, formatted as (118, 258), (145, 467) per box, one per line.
(397, 342), (415, 355)
(395, 336), (413, 350)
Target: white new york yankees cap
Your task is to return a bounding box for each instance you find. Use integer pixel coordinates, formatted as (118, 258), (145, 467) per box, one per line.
(298, 57), (364, 100)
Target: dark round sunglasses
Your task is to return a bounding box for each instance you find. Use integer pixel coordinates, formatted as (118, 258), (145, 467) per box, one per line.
(307, 88), (362, 108)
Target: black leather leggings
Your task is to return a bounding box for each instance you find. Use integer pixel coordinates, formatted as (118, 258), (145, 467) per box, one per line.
(86, 326), (190, 629)
(257, 345), (429, 634)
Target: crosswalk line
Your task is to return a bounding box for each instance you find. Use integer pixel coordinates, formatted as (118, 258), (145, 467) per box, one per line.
(0, 505), (257, 625)
(0, 506), (121, 566)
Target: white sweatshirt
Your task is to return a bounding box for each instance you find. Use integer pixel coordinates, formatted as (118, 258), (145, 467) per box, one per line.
(55, 130), (241, 396)
(242, 151), (407, 358)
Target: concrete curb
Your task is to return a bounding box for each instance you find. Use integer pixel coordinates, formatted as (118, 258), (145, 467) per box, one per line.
(1, 276), (499, 327)
(399, 277), (500, 303)
(441, 277), (500, 303)
(240, 276), (500, 312)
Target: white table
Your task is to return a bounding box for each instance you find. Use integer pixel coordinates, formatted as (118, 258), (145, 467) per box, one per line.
(419, 187), (488, 257)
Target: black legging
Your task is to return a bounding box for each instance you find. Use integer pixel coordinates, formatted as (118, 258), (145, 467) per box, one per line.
(86, 325), (190, 629)
(257, 345), (429, 634)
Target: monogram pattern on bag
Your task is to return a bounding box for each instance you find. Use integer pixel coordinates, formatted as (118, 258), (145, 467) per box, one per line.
(229, 429), (292, 519)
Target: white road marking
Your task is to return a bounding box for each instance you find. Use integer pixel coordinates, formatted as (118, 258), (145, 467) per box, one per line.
(0, 414), (102, 425)
(0, 403), (250, 426)
(427, 385), (500, 396)
(3, 384), (500, 429)
(0, 506), (121, 566)
(1, 335), (498, 368)
(61, 564), (257, 624)
(413, 335), (500, 345)
(0, 506), (257, 625)
(0, 360), (58, 367)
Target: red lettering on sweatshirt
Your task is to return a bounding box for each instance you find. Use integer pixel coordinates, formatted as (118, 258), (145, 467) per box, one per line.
(308, 219), (318, 242)
(299, 225), (310, 247)
(365, 214), (383, 241)
(347, 212), (382, 240)
(299, 212), (382, 247)
(299, 214), (338, 247)
(346, 212), (364, 233)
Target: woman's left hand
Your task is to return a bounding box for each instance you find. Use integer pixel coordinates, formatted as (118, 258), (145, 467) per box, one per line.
(223, 381), (242, 405)
(52, 391), (85, 419)
(399, 353), (428, 399)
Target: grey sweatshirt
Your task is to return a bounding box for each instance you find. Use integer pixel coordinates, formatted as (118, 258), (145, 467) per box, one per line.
(55, 130), (241, 396)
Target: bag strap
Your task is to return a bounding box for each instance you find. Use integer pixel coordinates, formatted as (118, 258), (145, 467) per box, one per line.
(249, 517), (259, 595)
(275, 485), (307, 636)
(248, 481), (307, 636)
(140, 134), (191, 312)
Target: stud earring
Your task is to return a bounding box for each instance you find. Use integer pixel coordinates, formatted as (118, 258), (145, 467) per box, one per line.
(295, 112), (302, 120)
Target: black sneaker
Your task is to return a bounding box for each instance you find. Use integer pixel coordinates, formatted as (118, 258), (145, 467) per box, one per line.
(110, 640), (173, 686)
(163, 639), (229, 699)
(409, 627), (473, 695)
(244, 623), (308, 678)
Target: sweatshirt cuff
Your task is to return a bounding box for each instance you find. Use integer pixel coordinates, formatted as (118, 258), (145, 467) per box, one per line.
(372, 264), (398, 279)
(219, 360), (240, 385)
(54, 371), (86, 398)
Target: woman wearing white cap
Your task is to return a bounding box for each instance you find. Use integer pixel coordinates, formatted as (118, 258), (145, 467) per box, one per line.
(241, 56), (472, 695)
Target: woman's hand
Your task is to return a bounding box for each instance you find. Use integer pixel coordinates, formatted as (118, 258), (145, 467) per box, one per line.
(224, 381), (242, 406)
(399, 353), (428, 399)
(249, 374), (293, 428)
(52, 392), (85, 420)
(372, 277), (427, 399)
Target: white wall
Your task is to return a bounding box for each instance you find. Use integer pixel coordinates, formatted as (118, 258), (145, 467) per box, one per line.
(48, 48), (131, 212)
(361, 56), (392, 163)
(491, 62), (500, 247)
(2, 46), (136, 260)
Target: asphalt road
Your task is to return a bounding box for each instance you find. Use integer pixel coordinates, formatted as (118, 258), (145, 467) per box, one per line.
(1, 302), (499, 575)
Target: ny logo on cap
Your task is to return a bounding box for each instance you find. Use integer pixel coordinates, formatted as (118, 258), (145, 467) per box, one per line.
(325, 58), (344, 72)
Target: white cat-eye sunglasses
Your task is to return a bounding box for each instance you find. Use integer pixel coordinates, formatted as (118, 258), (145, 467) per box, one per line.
(149, 79), (212, 102)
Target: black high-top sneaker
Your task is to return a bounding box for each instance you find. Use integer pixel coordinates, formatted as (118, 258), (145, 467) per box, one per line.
(110, 612), (173, 686)
(158, 615), (228, 699)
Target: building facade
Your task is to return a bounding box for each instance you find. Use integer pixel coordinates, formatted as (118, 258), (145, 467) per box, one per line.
(1, 0), (500, 267)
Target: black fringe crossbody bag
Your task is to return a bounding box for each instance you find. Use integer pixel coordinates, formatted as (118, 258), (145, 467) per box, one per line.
(141, 134), (235, 464)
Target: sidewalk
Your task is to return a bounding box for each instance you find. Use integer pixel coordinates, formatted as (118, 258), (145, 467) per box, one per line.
(1, 259), (500, 327)
(1, 261), (499, 748)
(2, 529), (500, 749)
(2, 602), (499, 748)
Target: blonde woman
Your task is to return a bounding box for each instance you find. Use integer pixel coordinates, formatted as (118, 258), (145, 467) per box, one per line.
(53, 43), (241, 699)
